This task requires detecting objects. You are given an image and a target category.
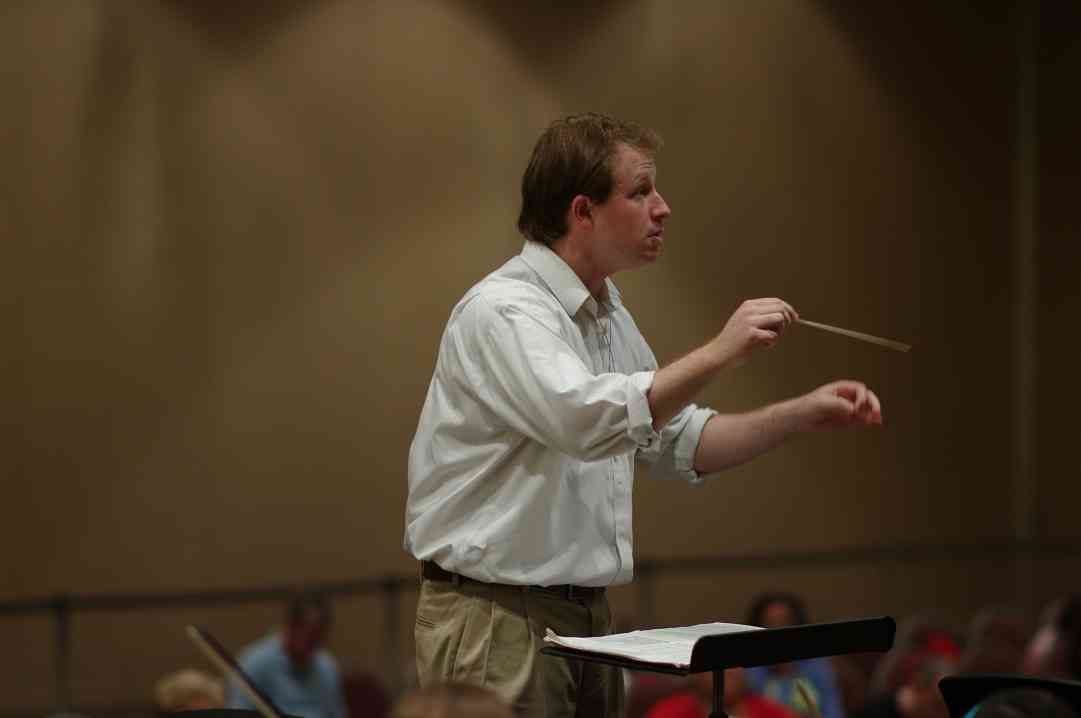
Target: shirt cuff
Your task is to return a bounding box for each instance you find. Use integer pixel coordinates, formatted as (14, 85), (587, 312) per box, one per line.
(627, 371), (661, 453)
(673, 406), (717, 485)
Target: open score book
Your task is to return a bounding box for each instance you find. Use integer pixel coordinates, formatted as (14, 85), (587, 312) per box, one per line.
(544, 622), (762, 668)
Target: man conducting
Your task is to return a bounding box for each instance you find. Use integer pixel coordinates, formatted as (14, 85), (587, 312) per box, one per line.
(404, 113), (882, 717)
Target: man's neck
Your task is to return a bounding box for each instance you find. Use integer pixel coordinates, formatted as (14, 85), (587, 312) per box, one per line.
(549, 236), (608, 298)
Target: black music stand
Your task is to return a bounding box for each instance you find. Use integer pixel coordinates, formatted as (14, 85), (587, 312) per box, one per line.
(541, 616), (895, 718)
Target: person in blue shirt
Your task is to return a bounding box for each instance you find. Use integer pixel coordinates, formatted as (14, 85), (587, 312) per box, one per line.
(229, 593), (347, 718)
(745, 592), (846, 718)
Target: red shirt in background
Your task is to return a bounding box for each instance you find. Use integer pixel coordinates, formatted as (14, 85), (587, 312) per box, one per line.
(646, 690), (800, 718)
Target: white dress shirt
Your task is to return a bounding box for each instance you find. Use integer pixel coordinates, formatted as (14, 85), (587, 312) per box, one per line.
(404, 241), (716, 587)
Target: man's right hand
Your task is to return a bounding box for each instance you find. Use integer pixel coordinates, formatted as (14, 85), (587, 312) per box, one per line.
(648, 298), (797, 430)
(708, 298), (799, 368)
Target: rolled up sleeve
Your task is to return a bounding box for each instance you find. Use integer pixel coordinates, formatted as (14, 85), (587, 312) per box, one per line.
(627, 370), (662, 453)
(639, 403), (717, 485)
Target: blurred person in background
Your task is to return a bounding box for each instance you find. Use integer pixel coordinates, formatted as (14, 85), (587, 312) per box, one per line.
(859, 614), (961, 718)
(645, 666), (798, 718)
(958, 606), (1028, 675)
(852, 652), (955, 718)
(1022, 595), (1081, 680)
(868, 616), (961, 698)
(831, 654), (875, 716)
(342, 670), (392, 718)
(229, 592), (346, 718)
(390, 682), (513, 718)
(627, 671), (687, 718)
(743, 592), (846, 718)
(155, 669), (225, 712)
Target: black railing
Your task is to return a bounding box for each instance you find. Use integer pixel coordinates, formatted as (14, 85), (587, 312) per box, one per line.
(3, 539), (1079, 717)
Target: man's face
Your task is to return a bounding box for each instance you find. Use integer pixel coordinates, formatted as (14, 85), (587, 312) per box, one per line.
(762, 601), (797, 628)
(589, 143), (671, 274)
(284, 613), (328, 669)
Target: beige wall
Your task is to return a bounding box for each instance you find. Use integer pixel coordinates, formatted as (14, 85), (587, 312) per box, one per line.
(4, 0), (1077, 711)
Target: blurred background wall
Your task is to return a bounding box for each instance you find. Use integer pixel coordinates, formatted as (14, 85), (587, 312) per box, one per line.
(3, 0), (1078, 713)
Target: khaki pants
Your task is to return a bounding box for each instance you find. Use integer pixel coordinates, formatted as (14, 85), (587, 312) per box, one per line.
(414, 576), (623, 718)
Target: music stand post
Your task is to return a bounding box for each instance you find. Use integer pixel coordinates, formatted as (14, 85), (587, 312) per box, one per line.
(541, 616), (895, 718)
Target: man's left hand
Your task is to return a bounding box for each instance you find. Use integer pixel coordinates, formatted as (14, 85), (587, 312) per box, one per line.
(797, 380), (883, 429)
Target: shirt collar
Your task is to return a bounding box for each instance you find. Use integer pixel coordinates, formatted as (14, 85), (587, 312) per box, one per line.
(519, 241), (622, 318)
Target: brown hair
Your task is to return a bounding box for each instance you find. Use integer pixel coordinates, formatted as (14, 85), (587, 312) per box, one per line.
(391, 682), (512, 718)
(517, 113), (662, 246)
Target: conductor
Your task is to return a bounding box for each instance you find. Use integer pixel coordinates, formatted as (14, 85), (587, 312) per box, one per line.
(404, 113), (882, 717)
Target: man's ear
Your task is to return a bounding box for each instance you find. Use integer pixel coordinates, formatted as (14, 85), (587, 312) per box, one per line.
(570, 195), (593, 228)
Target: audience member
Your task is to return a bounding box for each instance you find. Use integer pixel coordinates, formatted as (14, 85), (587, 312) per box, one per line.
(342, 671), (391, 718)
(1022, 595), (1081, 680)
(852, 653), (954, 718)
(154, 668), (225, 712)
(626, 671), (687, 718)
(831, 655), (876, 716)
(959, 606), (1028, 675)
(869, 616), (961, 698)
(743, 592), (845, 718)
(228, 592), (347, 718)
(646, 667), (798, 718)
(390, 682), (513, 718)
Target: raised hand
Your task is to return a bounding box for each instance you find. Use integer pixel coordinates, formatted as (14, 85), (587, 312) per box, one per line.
(798, 380), (883, 429)
(709, 298), (799, 367)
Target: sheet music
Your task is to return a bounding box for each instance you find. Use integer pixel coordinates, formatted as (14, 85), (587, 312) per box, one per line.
(543, 622), (761, 667)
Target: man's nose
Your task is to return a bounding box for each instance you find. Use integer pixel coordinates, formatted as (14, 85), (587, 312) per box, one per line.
(653, 192), (672, 220)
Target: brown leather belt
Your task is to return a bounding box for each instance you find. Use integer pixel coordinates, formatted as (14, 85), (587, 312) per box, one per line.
(421, 561), (604, 602)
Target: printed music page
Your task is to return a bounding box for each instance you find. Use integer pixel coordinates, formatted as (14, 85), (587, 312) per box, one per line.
(544, 622), (761, 668)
